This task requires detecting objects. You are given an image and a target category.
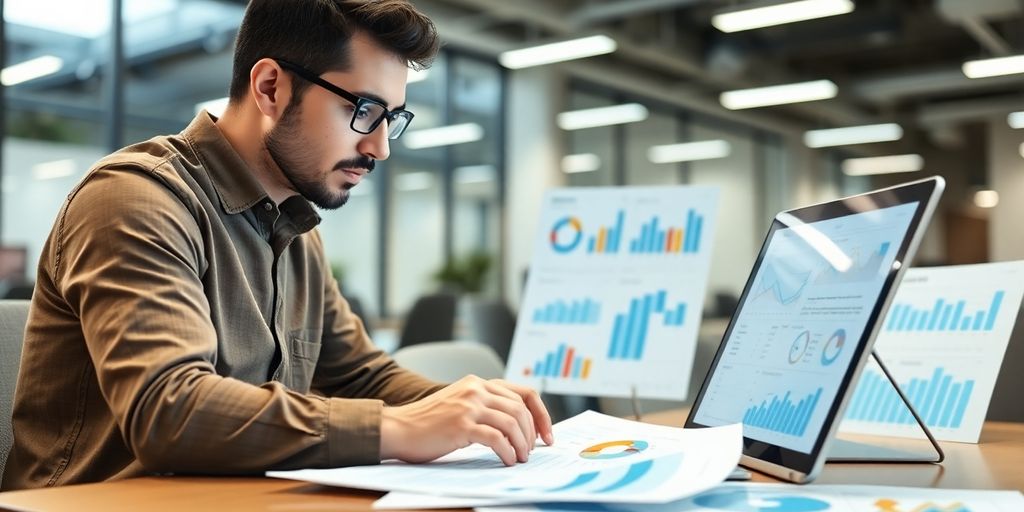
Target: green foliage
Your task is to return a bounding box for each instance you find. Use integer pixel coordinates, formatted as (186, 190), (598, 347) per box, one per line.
(434, 251), (492, 294)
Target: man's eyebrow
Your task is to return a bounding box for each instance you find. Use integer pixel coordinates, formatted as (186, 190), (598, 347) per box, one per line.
(354, 91), (406, 111)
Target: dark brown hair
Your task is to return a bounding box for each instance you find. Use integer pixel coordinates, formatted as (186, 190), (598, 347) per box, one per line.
(228, 0), (439, 102)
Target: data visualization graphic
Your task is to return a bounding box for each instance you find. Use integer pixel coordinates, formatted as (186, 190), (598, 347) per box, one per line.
(692, 202), (919, 453)
(507, 187), (719, 399)
(841, 261), (1024, 443)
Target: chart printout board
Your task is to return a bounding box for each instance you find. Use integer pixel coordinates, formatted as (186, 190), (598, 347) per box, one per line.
(840, 261), (1024, 442)
(505, 186), (719, 399)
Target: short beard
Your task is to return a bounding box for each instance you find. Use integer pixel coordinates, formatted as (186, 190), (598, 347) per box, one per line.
(264, 101), (359, 210)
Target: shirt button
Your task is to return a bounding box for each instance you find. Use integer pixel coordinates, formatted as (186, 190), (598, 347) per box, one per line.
(263, 202), (273, 211)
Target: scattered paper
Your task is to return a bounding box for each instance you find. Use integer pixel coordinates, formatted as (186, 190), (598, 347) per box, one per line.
(269, 410), (742, 505)
(476, 482), (1024, 512)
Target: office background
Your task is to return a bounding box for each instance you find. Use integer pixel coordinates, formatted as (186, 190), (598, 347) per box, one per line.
(1, 0), (1023, 383)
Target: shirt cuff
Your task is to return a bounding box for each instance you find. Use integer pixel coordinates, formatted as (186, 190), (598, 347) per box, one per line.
(326, 398), (383, 466)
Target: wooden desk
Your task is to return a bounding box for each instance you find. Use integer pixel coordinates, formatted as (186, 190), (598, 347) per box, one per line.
(0, 410), (1020, 512)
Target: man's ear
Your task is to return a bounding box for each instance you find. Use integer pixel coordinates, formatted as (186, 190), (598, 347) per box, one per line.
(249, 58), (294, 120)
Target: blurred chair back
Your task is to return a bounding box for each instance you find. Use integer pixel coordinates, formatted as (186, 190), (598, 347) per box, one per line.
(392, 341), (505, 383)
(398, 293), (457, 349)
(0, 300), (29, 480)
(465, 298), (516, 362)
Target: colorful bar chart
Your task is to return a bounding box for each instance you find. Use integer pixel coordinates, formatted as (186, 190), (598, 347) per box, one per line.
(532, 298), (601, 325)
(743, 387), (823, 436)
(845, 367), (975, 428)
(607, 290), (687, 360)
(627, 209), (704, 254)
(586, 210), (626, 254)
(885, 291), (1005, 333)
(524, 343), (593, 380)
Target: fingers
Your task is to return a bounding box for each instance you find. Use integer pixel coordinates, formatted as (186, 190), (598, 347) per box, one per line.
(469, 424), (517, 466)
(491, 380), (555, 446)
(482, 382), (536, 447)
(475, 407), (531, 463)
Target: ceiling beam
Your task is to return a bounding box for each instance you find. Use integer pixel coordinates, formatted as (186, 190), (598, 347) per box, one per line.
(960, 18), (1012, 56)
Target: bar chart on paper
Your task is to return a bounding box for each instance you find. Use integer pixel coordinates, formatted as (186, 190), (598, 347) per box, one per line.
(845, 368), (973, 429)
(886, 291), (1004, 332)
(841, 261), (1024, 442)
(507, 186), (720, 400)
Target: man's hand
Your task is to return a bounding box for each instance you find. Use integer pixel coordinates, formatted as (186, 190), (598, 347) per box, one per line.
(380, 376), (554, 466)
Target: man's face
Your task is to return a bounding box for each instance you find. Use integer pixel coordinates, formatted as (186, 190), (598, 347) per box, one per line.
(264, 32), (408, 209)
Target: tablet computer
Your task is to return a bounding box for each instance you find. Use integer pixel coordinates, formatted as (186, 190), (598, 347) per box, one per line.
(685, 176), (945, 483)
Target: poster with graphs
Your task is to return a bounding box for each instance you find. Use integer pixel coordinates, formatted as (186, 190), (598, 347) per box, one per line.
(840, 261), (1024, 443)
(505, 186), (719, 399)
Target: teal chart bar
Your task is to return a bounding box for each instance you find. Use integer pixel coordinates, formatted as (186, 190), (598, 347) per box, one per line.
(885, 291), (1005, 333)
(845, 367), (975, 428)
(533, 298), (601, 325)
(743, 388), (823, 436)
(607, 290), (687, 360)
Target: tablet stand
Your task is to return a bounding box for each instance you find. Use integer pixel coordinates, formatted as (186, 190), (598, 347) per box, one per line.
(828, 350), (945, 464)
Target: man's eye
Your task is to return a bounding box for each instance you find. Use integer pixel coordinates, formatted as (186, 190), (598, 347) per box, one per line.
(354, 105), (373, 119)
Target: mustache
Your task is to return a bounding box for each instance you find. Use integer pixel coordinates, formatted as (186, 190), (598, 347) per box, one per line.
(333, 156), (376, 174)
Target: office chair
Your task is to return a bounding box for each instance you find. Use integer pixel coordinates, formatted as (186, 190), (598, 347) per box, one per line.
(0, 300), (29, 480)
(392, 341), (505, 383)
(465, 298), (516, 362)
(397, 293), (457, 349)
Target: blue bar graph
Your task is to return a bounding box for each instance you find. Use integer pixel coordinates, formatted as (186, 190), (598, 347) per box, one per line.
(627, 209), (704, 254)
(743, 387), (823, 436)
(585, 210), (626, 254)
(845, 367), (975, 428)
(607, 290), (687, 360)
(532, 298), (601, 325)
(886, 291), (1005, 333)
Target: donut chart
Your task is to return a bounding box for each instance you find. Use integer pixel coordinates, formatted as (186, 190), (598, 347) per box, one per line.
(550, 216), (584, 253)
(579, 439), (649, 460)
(821, 328), (846, 366)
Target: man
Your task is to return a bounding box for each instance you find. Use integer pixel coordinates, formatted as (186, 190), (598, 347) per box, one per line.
(3, 0), (552, 490)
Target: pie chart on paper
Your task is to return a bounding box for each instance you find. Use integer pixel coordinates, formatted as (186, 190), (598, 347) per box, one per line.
(579, 440), (649, 460)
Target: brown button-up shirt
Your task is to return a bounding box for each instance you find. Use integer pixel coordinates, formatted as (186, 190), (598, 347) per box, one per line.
(2, 112), (442, 490)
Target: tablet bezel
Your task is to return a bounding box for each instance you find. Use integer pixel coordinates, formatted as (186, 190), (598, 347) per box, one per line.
(684, 176), (945, 483)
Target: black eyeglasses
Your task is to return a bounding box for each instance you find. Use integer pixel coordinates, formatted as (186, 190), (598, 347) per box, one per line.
(274, 59), (414, 140)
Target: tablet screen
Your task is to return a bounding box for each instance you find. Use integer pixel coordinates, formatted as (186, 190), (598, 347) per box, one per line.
(691, 201), (918, 453)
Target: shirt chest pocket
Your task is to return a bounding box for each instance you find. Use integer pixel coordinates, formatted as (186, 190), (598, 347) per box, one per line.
(287, 331), (322, 393)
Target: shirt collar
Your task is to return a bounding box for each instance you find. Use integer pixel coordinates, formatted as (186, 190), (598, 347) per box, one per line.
(182, 111), (321, 232)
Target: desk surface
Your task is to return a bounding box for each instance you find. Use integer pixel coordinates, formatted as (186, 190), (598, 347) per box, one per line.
(0, 409), (1020, 512)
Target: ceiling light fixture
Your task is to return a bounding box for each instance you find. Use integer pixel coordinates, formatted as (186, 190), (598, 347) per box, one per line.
(403, 123), (484, 149)
(454, 165), (496, 184)
(561, 154), (601, 174)
(499, 35), (616, 69)
(556, 103), (649, 130)
(395, 172), (433, 192)
(32, 159), (77, 181)
(720, 80), (838, 110)
(712, 0), (854, 33)
(841, 154), (924, 176)
(962, 54), (1024, 79)
(1008, 111), (1024, 129)
(803, 123), (903, 148)
(648, 140), (732, 163)
(974, 190), (999, 209)
(1, 55), (64, 86)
